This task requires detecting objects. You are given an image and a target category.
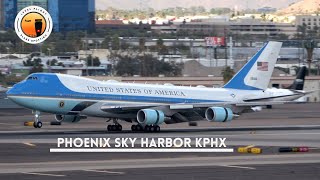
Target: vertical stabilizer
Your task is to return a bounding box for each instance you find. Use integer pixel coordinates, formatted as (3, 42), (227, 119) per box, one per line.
(287, 66), (307, 90)
(223, 41), (282, 90)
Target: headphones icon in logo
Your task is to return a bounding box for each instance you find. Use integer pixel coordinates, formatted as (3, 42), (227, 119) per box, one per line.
(35, 19), (43, 37)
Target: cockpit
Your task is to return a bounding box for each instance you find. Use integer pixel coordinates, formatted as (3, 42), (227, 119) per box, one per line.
(27, 76), (39, 80)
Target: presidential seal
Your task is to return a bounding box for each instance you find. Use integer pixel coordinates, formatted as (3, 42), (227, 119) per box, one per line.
(59, 101), (65, 108)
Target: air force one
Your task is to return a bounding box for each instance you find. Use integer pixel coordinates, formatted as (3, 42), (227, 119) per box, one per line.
(7, 41), (291, 132)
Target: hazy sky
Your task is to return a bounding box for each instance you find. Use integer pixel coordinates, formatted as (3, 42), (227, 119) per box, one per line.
(95, 0), (300, 10)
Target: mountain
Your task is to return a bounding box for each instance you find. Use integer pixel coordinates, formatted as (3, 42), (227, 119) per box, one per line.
(96, 0), (300, 10)
(277, 0), (320, 15)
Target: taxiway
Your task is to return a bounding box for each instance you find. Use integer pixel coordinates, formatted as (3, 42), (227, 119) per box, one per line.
(0, 103), (319, 179)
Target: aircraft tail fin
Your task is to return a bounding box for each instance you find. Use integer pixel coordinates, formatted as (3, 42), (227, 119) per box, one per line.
(223, 41), (282, 90)
(287, 66), (307, 90)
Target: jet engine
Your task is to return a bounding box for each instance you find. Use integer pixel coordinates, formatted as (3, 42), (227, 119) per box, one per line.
(55, 114), (87, 123)
(205, 107), (234, 122)
(137, 109), (165, 125)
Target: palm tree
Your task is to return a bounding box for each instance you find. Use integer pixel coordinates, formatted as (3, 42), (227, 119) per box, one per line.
(221, 66), (234, 83)
(304, 40), (317, 75)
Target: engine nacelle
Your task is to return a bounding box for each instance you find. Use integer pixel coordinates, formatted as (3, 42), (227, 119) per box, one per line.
(205, 107), (234, 122)
(137, 109), (165, 125)
(55, 114), (86, 123)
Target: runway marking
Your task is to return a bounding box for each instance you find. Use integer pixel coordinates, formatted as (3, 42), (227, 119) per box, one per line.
(244, 145), (255, 149)
(309, 147), (320, 150)
(22, 172), (65, 177)
(248, 132), (320, 136)
(190, 132), (320, 138)
(23, 142), (36, 147)
(83, 169), (125, 174)
(0, 123), (14, 125)
(221, 165), (256, 170)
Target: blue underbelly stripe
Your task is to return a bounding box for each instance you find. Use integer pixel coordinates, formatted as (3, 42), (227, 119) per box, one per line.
(8, 94), (223, 104)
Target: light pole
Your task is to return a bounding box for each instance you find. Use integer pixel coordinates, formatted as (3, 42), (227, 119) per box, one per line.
(5, 47), (9, 56)
(47, 48), (52, 73)
(85, 31), (89, 76)
(109, 42), (113, 76)
(5, 47), (12, 74)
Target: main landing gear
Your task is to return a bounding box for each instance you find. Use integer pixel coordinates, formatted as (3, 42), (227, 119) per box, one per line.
(107, 118), (122, 132)
(107, 124), (122, 131)
(33, 111), (42, 128)
(131, 124), (161, 132)
(131, 124), (143, 132)
(106, 118), (161, 132)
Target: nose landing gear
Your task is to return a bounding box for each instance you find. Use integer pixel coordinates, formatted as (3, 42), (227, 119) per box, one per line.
(33, 111), (43, 128)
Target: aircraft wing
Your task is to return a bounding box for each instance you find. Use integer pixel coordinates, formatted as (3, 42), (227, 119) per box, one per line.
(100, 101), (295, 112)
(100, 101), (299, 124)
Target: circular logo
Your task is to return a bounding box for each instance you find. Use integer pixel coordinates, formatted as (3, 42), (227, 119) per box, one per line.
(15, 6), (52, 44)
(59, 101), (65, 108)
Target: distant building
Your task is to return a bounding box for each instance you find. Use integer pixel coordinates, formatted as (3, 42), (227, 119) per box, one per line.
(177, 22), (228, 37)
(229, 20), (296, 38)
(17, 0), (47, 11)
(95, 20), (151, 31)
(151, 25), (177, 34)
(48, 0), (95, 32)
(0, 0), (4, 29)
(0, 0), (48, 29)
(176, 19), (296, 38)
(296, 15), (320, 30)
(3, 0), (17, 29)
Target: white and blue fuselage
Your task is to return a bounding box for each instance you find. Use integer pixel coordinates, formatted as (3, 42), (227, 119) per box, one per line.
(7, 73), (254, 118)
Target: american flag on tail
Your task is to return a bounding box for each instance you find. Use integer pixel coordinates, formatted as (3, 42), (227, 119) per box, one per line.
(257, 62), (268, 71)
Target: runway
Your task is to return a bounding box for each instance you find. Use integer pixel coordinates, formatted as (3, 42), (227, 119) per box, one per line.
(0, 103), (319, 179)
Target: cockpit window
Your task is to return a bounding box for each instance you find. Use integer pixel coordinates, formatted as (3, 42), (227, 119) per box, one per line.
(27, 77), (38, 80)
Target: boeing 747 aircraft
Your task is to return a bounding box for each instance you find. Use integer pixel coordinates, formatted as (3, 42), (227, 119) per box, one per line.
(7, 41), (286, 132)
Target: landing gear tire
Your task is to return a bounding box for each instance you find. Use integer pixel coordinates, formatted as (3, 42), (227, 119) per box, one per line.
(107, 124), (122, 132)
(33, 111), (42, 128)
(144, 125), (151, 132)
(33, 121), (42, 128)
(144, 125), (160, 132)
(155, 125), (160, 132)
(117, 124), (122, 131)
(111, 125), (117, 131)
(136, 125), (143, 131)
(131, 124), (144, 132)
(131, 125), (137, 131)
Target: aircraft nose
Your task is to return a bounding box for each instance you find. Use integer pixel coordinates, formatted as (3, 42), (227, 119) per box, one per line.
(6, 83), (20, 98)
(6, 87), (16, 101)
